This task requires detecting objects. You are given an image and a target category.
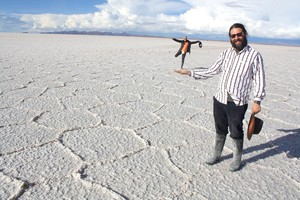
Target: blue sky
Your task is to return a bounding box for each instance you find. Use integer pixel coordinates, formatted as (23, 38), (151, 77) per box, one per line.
(0, 0), (101, 15)
(1, 0), (300, 41)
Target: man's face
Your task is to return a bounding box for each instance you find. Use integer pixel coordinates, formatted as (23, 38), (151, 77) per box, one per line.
(183, 37), (187, 41)
(230, 28), (247, 51)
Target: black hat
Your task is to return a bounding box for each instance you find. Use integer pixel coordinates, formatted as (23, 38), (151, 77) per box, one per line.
(247, 113), (263, 140)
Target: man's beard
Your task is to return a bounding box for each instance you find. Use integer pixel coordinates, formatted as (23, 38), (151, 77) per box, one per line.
(231, 37), (248, 51)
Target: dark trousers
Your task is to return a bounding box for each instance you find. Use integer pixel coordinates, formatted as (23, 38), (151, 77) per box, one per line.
(175, 51), (186, 68)
(213, 97), (248, 139)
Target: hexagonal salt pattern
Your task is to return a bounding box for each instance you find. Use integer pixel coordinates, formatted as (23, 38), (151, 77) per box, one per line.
(1, 33), (300, 199)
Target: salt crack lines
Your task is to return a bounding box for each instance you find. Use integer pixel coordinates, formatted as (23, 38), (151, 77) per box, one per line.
(1, 34), (300, 199)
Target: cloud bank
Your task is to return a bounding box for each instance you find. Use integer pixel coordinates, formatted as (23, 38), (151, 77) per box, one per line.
(3, 0), (300, 39)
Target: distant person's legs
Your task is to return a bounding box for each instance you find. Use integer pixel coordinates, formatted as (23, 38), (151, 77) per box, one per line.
(175, 51), (181, 57)
(181, 53), (186, 68)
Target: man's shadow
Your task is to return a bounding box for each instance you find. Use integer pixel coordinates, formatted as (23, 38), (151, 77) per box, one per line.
(221, 128), (300, 167)
(242, 128), (300, 166)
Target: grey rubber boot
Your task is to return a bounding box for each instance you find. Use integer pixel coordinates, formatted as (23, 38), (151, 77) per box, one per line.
(229, 139), (243, 171)
(206, 134), (226, 165)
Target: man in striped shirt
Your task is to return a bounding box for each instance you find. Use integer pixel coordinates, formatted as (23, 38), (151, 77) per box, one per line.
(175, 23), (266, 171)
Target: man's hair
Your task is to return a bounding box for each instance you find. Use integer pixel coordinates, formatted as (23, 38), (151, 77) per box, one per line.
(228, 23), (248, 37)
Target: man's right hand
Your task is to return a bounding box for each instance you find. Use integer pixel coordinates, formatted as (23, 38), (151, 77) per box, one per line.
(175, 69), (191, 75)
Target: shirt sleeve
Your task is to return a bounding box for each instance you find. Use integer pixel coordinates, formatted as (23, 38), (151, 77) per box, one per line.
(190, 40), (199, 44)
(173, 38), (182, 43)
(191, 52), (224, 79)
(252, 53), (266, 101)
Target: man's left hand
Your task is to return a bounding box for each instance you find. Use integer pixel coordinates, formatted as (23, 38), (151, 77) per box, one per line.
(252, 102), (261, 114)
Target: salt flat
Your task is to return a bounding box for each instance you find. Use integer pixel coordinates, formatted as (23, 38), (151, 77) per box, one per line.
(0, 33), (299, 199)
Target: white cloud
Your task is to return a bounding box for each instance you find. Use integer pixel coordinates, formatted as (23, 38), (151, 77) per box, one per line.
(21, 14), (66, 30)
(11, 0), (300, 39)
(96, 0), (190, 16)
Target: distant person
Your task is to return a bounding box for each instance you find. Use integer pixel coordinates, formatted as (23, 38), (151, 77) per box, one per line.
(173, 36), (201, 69)
(175, 23), (266, 171)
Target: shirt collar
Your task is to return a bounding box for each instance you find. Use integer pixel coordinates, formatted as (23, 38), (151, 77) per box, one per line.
(231, 45), (250, 54)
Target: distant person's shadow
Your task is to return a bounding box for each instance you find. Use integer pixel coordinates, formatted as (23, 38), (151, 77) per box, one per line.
(242, 128), (300, 166)
(221, 128), (300, 168)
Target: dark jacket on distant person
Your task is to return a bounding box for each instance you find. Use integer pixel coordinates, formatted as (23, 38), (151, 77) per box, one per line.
(173, 38), (199, 54)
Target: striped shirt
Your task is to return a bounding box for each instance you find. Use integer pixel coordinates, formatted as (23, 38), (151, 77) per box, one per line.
(191, 45), (266, 106)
